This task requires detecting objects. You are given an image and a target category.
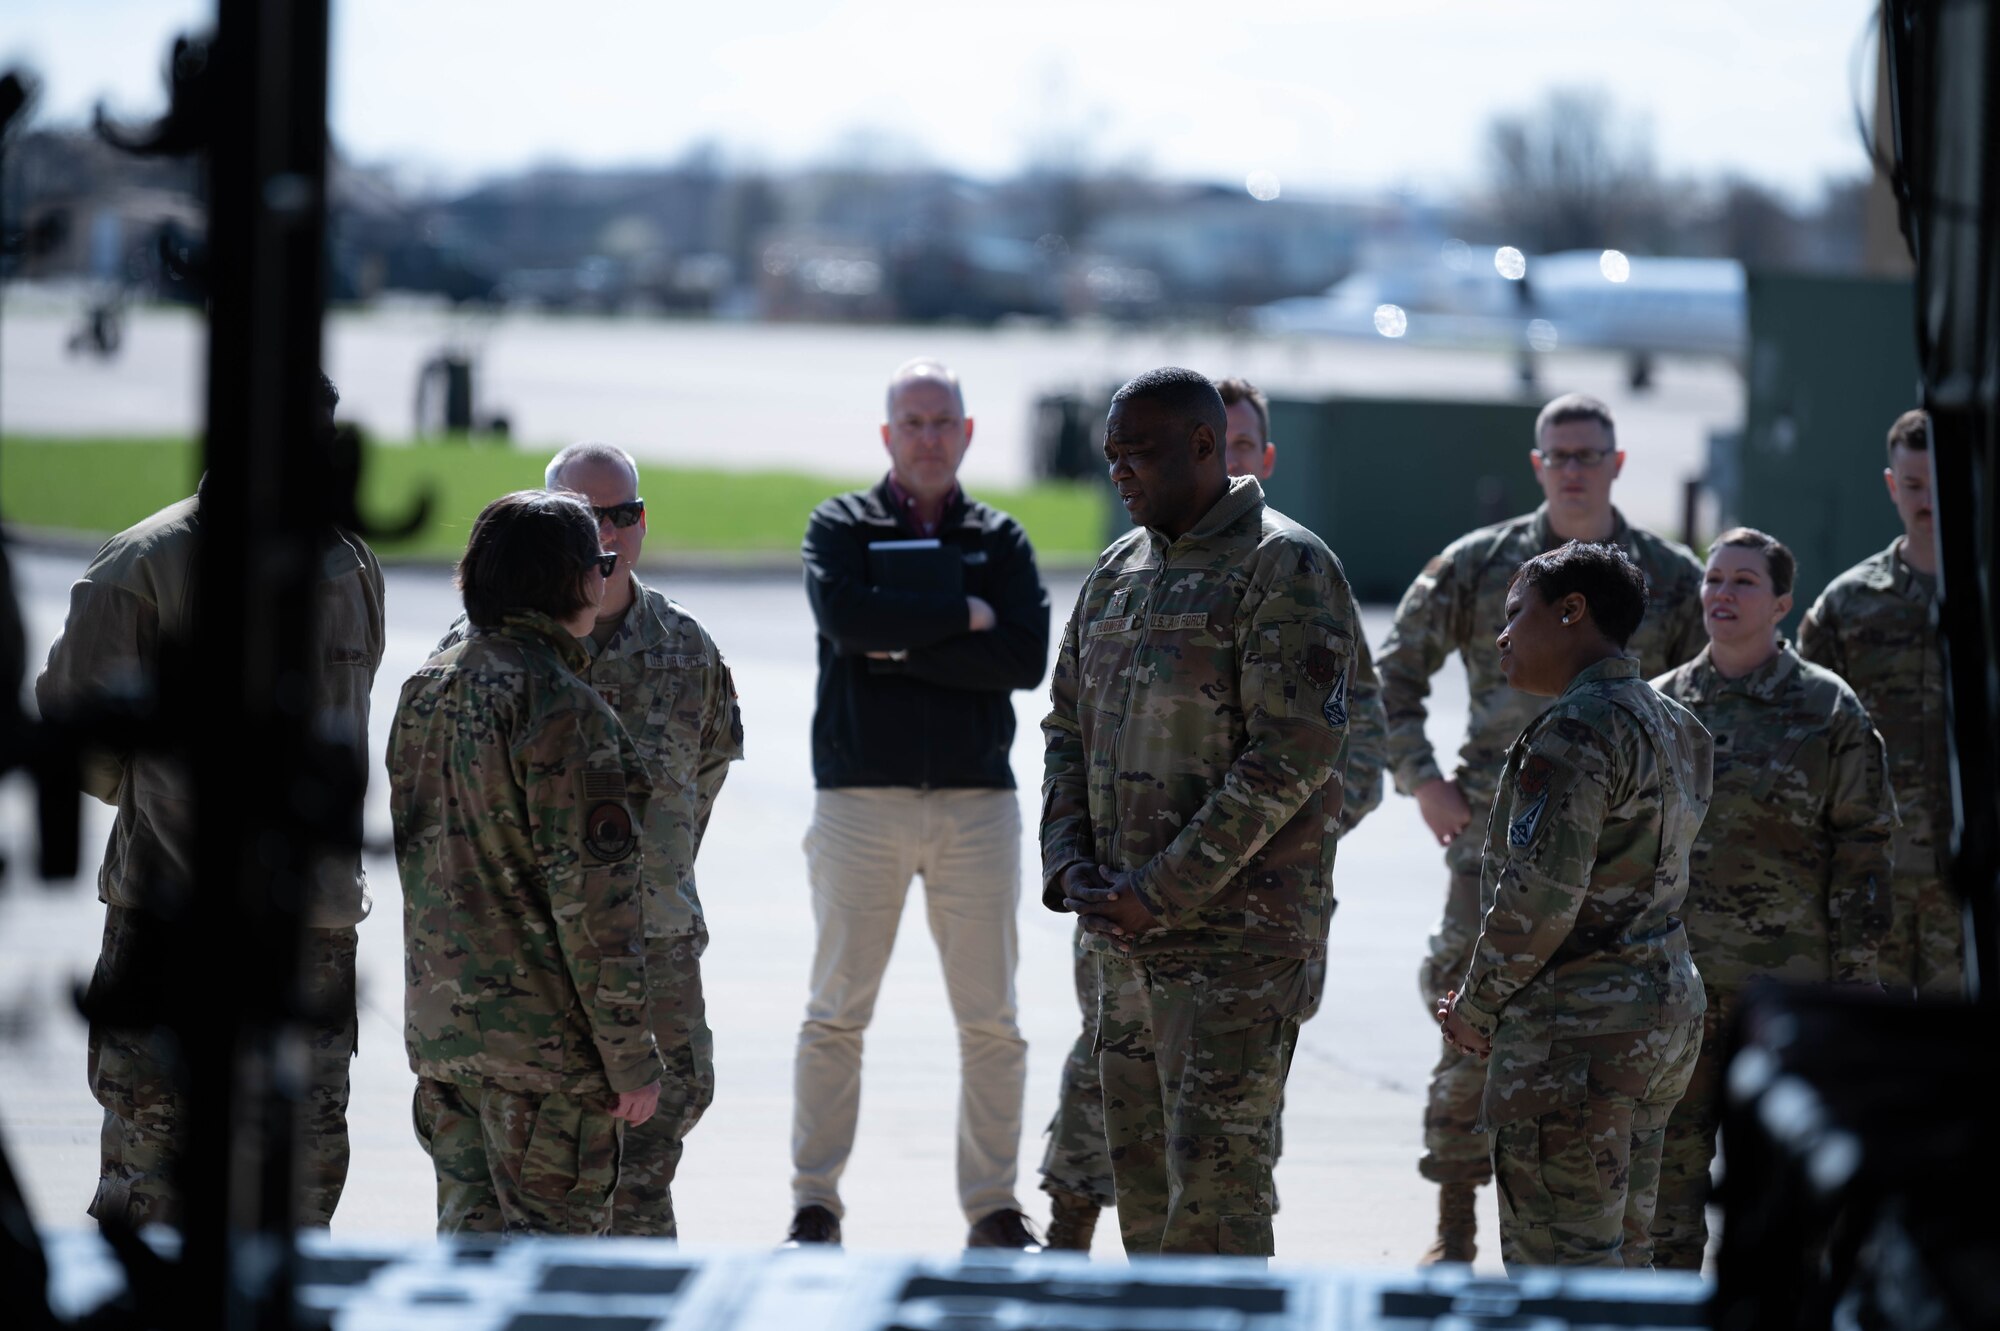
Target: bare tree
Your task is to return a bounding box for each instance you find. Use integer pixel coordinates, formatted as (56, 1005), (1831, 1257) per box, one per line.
(1016, 60), (1130, 246)
(1484, 88), (1660, 252)
(1712, 176), (1800, 266)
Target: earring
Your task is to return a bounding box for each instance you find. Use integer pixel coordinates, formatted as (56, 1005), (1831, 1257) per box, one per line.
(1560, 615), (1571, 624)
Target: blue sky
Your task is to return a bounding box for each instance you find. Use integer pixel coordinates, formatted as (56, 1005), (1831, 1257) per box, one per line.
(6, 1), (1880, 201)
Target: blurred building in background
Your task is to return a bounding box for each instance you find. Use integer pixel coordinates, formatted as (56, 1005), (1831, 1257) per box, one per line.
(1, 85), (1876, 328)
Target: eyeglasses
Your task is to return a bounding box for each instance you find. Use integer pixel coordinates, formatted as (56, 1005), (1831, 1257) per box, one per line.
(1537, 448), (1615, 471)
(593, 499), (646, 528)
(592, 553), (619, 578)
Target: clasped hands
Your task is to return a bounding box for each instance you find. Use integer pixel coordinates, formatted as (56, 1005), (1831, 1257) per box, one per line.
(1434, 990), (1491, 1059)
(1413, 777), (1473, 849)
(1059, 862), (1158, 950)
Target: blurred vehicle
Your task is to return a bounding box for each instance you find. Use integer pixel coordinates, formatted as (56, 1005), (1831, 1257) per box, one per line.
(1254, 244), (1745, 387)
(890, 233), (1061, 324)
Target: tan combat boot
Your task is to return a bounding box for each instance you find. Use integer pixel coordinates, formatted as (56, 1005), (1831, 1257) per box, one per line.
(1418, 1183), (1478, 1265)
(1044, 1188), (1101, 1252)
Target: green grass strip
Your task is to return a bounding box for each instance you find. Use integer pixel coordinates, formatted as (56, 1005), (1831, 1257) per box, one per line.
(1, 436), (1110, 561)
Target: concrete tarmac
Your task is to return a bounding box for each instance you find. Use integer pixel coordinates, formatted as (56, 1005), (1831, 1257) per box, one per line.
(0, 546), (1507, 1269)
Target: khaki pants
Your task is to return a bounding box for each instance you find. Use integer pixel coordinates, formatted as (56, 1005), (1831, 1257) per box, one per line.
(791, 788), (1026, 1223)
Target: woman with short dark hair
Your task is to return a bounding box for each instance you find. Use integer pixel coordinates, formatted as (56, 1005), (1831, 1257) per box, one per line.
(1438, 540), (1713, 1270)
(389, 490), (669, 1235)
(456, 489), (614, 628)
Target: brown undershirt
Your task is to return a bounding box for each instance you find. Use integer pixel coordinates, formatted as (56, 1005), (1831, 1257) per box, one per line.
(588, 602), (628, 653)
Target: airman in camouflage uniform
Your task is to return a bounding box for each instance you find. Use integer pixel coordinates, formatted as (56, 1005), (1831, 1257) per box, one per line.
(1038, 375), (1385, 1251)
(1649, 639), (1892, 1269)
(1381, 394), (1704, 1261)
(1441, 544), (1713, 1272)
(1797, 412), (1957, 996)
(1036, 650), (1384, 1241)
(393, 493), (666, 1236)
(35, 376), (383, 1230)
(1043, 369), (1358, 1258)
(438, 442), (743, 1238)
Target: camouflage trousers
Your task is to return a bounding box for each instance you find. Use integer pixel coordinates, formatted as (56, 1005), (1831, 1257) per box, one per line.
(1881, 872), (1964, 998)
(609, 931), (715, 1238)
(86, 905), (356, 1228)
(1040, 929), (1322, 1211)
(413, 1077), (624, 1235)
(1417, 819), (1493, 1186)
(1490, 1016), (1703, 1271)
(1039, 931), (1116, 1207)
(1097, 950), (1315, 1257)
(1652, 996), (1733, 1271)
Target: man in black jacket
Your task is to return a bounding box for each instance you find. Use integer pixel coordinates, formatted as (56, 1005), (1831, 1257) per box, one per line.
(787, 358), (1051, 1250)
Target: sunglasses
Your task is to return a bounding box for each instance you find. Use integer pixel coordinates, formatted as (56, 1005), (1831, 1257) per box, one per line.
(592, 552), (619, 578)
(594, 499), (646, 529)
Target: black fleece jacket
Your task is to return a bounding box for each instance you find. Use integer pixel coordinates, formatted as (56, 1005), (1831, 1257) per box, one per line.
(803, 477), (1051, 789)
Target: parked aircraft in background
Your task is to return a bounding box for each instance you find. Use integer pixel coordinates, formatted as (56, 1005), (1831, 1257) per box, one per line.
(1252, 243), (1746, 388)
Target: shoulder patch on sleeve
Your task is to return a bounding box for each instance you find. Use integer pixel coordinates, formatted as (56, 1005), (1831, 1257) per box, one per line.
(580, 766), (636, 862)
(1322, 663), (1350, 728)
(585, 802), (636, 862)
(1507, 789), (1551, 847)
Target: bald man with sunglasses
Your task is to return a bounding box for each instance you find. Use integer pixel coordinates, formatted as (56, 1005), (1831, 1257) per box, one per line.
(437, 441), (744, 1238)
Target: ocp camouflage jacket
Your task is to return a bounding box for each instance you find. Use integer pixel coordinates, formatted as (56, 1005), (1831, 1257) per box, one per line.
(1041, 477), (1358, 959)
(1456, 658), (1713, 1126)
(1799, 539), (1947, 888)
(35, 493), (384, 928)
(1378, 505), (1704, 805)
(1653, 642), (1892, 989)
(440, 578), (742, 939)
(391, 612), (663, 1096)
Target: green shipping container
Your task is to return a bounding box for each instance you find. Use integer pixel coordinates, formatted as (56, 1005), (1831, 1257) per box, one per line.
(1259, 397), (1546, 603)
(1732, 273), (1920, 619)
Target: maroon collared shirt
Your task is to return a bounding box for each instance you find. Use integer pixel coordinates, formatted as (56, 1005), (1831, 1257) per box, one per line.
(885, 472), (960, 539)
